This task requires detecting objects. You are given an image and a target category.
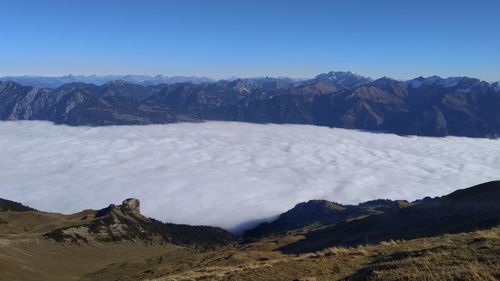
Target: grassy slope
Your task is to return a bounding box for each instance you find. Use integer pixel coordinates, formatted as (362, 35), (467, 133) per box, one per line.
(1, 189), (499, 281)
(0, 209), (182, 281)
(0, 207), (234, 281)
(74, 227), (500, 281)
(0, 218), (499, 281)
(0, 239), (185, 281)
(0, 210), (96, 238)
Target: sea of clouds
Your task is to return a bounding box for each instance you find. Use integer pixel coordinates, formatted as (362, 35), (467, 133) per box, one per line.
(0, 121), (499, 232)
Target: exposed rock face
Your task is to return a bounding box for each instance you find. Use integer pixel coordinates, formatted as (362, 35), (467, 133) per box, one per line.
(120, 198), (142, 218)
(310, 71), (373, 88)
(1, 73), (500, 137)
(44, 198), (235, 247)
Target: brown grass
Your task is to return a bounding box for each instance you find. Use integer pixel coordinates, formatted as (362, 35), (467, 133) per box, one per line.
(1, 211), (499, 281)
(145, 227), (500, 281)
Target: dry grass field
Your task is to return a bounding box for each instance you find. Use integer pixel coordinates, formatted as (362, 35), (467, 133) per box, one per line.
(1, 184), (499, 281)
(138, 227), (500, 281)
(14, 227), (491, 281)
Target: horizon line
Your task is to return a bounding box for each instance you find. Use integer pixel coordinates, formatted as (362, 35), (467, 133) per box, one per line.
(0, 71), (498, 84)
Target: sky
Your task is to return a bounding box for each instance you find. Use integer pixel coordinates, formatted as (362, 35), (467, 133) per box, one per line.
(1, 0), (499, 81)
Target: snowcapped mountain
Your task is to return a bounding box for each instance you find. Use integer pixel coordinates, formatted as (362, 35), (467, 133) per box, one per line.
(0, 74), (215, 88)
(1, 71), (500, 137)
(494, 81), (500, 92)
(311, 71), (372, 88)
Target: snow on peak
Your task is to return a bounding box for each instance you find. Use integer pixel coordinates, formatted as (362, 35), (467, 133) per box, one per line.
(492, 81), (500, 92)
(313, 71), (372, 87)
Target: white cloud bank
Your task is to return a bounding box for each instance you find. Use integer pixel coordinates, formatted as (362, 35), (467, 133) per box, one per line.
(0, 121), (499, 231)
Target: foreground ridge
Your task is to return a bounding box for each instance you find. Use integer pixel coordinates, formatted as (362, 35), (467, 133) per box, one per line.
(0, 180), (499, 280)
(43, 198), (236, 247)
(247, 181), (500, 241)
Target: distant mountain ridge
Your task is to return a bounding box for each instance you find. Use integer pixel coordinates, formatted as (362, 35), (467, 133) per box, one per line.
(0, 74), (216, 88)
(0, 74), (308, 89)
(1, 71), (500, 137)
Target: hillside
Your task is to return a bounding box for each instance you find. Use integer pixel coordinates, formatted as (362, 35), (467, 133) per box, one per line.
(0, 198), (37, 212)
(1, 181), (499, 280)
(0, 198), (235, 281)
(245, 199), (409, 238)
(122, 227), (500, 281)
(250, 181), (500, 253)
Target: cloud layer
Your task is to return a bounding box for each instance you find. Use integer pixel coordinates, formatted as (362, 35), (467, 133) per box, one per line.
(1, 121), (499, 231)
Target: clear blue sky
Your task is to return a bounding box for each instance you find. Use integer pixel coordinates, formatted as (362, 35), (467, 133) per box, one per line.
(1, 0), (499, 81)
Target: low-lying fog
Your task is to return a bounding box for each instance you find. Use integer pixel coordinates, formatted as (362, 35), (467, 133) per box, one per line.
(1, 121), (499, 232)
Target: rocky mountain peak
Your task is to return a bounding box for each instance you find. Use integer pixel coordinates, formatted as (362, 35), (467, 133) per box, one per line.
(313, 71), (372, 88)
(493, 81), (500, 92)
(106, 79), (129, 86)
(43, 198), (235, 246)
(0, 80), (23, 92)
(120, 198), (142, 218)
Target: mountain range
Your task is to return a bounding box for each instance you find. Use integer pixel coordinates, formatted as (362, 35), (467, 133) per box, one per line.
(3, 181), (498, 248)
(0, 74), (216, 88)
(1, 71), (500, 137)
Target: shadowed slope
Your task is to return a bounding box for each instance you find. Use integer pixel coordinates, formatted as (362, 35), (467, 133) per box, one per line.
(279, 181), (500, 253)
(0, 198), (37, 212)
(244, 199), (409, 238)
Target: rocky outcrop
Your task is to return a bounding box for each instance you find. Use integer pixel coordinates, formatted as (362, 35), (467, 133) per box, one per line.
(120, 198), (143, 219)
(44, 198), (235, 247)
